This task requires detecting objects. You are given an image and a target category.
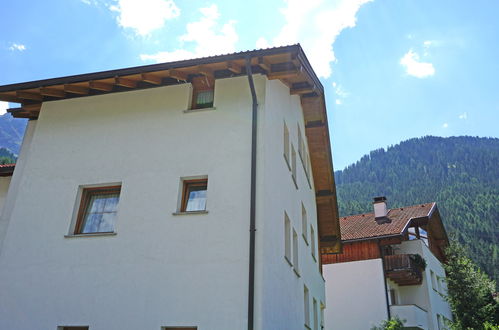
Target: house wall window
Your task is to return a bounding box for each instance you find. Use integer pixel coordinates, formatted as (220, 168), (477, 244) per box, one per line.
(302, 203), (308, 244)
(180, 178), (208, 212)
(191, 76), (214, 109)
(162, 327), (197, 330)
(430, 270), (437, 291)
(320, 302), (325, 330)
(310, 225), (316, 260)
(304, 285), (310, 328)
(284, 212), (292, 264)
(293, 228), (300, 275)
(284, 122), (290, 169)
(74, 185), (121, 234)
(389, 289), (397, 305)
(313, 298), (318, 330)
(58, 327), (89, 330)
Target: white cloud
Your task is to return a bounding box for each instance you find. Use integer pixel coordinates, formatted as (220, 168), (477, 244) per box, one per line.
(255, 37), (270, 49)
(400, 49), (435, 78)
(458, 112), (467, 120)
(8, 43), (26, 51)
(0, 102), (9, 115)
(261, 0), (372, 78)
(442, 123), (449, 128)
(140, 4), (238, 62)
(110, 0), (180, 36)
(335, 99), (342, 105)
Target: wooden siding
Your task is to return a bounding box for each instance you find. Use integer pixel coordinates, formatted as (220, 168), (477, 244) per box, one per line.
(322, 240), (380, 264)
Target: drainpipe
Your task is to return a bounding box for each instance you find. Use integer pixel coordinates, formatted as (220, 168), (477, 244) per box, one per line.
(245, 56), (258, 330)
(379, 242), (392, 320)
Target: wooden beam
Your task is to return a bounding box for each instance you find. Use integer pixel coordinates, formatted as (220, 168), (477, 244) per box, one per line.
(226, 61), (242, 74)
(267, 69), (299, 80)
(257, 57), (271, 71)
(16, 91), (42, 101)
(169, 69), (188, 82)
(39, 87), (65, 98)
(0, 93), (22, 103)
(115, 77), (138, 88)
(23, 103), (42, 111)
(141, 73), (162, 85)
(89, 80), (114, 92)
(197, 65), (214, 78)
(64, 84), (89, 95)
(291, 85), (316, 95)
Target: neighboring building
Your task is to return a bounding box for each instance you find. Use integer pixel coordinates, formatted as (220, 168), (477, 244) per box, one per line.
(323, 197), (452, 330)
(0, 45), (341, 330)
(0, 163), (14, 212)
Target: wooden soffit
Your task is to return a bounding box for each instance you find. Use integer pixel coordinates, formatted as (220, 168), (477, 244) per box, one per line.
(0, 45), (342, 254)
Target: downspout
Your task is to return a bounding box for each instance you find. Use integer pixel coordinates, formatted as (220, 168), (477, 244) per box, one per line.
(245, 56), (258, 330)
(378, 242), (392, 320)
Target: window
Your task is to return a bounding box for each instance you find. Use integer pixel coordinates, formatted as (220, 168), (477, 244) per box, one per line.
(162, 328), (197, 330)
(320, 302), (325, 330)
(431, 270), (437, 291)
(74, 185), (121, 234)
(310, 225), (316, 260)
(291, 144), (297, 188)
(304, 285), (310, 328)
(191, 76), (214, 109)
(293, 228), (300, 275)
(181, 178), (208, 212)
(313, 298), (318, 330)
(58, 327), (89, 330)
(302, 203), (308, 244)
(298, 124), (304, 160)
(389, 289), (397, 305)
(284, 122), (290, 169)
(284, 212), (292, 265)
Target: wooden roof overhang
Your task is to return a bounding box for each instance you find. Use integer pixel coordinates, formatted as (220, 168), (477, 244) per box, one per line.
(0, 164), (15, 177)
(0, 44), (341, 254)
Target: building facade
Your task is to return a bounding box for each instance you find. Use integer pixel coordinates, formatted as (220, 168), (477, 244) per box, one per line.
(322, 198), (452, 330)
(0, 45), (341, 330)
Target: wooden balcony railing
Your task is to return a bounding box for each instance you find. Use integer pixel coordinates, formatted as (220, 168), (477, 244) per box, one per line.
(384, 254), (423, 286)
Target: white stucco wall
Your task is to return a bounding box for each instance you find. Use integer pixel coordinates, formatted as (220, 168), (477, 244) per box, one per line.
(0, 176), (10, 214)
(323, 258), (388, 330)
(0, 76), (261, 330)
(394, 239), (452, 329)
(255, 79), (325, 330)
(0, 74), (327, 330)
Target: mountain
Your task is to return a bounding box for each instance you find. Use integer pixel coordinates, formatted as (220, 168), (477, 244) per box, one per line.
(0, 114), (27, 155)
(335, 136), (499, 285)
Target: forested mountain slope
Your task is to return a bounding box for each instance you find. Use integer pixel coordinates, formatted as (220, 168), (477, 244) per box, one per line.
(0, 114), (27, 155)
(335, 136), (499, 285)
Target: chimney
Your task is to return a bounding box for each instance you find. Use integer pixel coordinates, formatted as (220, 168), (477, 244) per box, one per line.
(373, 196), (388, 219)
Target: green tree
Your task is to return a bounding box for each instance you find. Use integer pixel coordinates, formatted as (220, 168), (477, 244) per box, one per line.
(370, 317), (405, 330)
(444, 241), (499, 329)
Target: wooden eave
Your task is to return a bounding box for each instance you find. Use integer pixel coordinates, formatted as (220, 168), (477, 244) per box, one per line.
(0, 44), (341, 254)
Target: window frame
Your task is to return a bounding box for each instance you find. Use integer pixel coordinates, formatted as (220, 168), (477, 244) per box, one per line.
(180, 178), (208, 213)
(301, 203), (308, 245)
(191, 76), (215, 110)
(284, 212), (292, 266)
(74, 185), (121, 235)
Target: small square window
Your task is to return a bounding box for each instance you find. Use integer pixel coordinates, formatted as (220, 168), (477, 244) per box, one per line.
(75, 185), (121, 234)
(181, 179), (208, 212)
(191, 76), (214, 109)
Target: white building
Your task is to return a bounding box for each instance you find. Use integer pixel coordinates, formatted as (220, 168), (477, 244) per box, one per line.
(0, 45), (341, 330)
(323, 197), (452, 330)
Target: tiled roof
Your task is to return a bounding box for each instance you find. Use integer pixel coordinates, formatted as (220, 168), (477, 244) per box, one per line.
(340, 203), (436, 241)
(0, 163), (15, 176)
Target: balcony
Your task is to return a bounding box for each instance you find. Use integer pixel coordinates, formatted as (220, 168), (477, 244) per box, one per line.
(384, 254), (424, 286)
(390, 304), (428, 329)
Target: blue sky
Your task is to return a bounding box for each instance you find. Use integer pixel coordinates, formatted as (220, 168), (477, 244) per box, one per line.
(1, 0), (498, 170)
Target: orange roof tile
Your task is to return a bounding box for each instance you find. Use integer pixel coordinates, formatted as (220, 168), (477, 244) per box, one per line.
(340, 202), (436, 241)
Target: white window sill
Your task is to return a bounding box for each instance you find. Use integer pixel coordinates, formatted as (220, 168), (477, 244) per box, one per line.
(183, 107), (216, 113)
(64, 232), (117, 238)
(172, 210), (209, 215)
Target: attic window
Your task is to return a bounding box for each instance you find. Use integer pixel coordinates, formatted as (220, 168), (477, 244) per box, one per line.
(181, 178), (208, 212)
(191, 76), (214, 109)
